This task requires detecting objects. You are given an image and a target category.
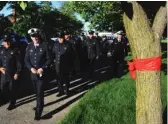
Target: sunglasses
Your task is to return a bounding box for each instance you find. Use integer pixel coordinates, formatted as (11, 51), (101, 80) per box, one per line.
(30, 34), (40, 37)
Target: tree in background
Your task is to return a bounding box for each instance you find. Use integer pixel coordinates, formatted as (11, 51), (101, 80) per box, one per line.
(0, 1), (83, 38)
(122, 1), (167, 124)
(60, 1), (122, 32)
(0, 2), (8, 10)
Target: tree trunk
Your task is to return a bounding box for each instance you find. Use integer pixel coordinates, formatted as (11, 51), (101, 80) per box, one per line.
(122, 2), (167, 124)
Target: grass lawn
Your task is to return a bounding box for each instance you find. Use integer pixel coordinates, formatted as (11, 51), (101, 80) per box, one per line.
(59, 72), (167, 124)
(59, 49), (167, 124)
(161, 39), (168, 43)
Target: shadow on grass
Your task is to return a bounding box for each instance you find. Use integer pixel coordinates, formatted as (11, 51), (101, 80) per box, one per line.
(163, 106), (167, 124)
(161, 43), (167, 52)
(162, 50), (167, 75)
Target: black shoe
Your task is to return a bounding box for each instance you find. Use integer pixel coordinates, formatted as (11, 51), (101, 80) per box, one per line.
(64, 88), (69, 95)
(56, 92), (64, 97)
(87, 74), (93, 80)
(34, 110), (42, 121)
(33, 107), (36, 111)
(7, 103), (16, 111)
(34, 115), (41, 121)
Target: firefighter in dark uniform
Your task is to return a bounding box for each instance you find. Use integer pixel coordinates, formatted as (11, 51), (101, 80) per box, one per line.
(52, 32), (74, 97)
(64, 31), (80, 77)
(111, 32), (127, 78)
(24, 28), (52, 120)
(95, 32), (102, 54)
(79, 33), (88, 74)
(0, 34), (21, 110)
(85, 31), (100, 79)
(95, 32), (102, 42)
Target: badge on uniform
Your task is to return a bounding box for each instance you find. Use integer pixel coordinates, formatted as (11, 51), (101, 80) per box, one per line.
(30, 49), (33, 52)
(11, 52), (14, 55)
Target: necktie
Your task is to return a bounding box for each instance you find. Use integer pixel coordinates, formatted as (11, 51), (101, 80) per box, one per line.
(34, 44), (39, 48)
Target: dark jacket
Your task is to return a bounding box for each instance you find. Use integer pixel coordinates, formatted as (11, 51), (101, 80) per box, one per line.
(52, 40), (74, 74)
(0, 46), (21, 83)
(85, 37), (100, 60)
(24, 42), (52, 71)
(111, 38), (127, 59)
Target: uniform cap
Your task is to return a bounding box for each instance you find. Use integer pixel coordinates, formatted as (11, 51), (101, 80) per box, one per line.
(28, 28), (41, 37)
(88, 30), (94, 35)
(117, 31), (123, 35)
(57, 32), (65, 38)
(64, 30), (70, 35)
(2, 34), (11, 42)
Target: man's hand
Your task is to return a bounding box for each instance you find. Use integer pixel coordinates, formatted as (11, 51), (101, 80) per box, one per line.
(14, 74), (19, 80)
(31, 68), (37, 74)
(0, 67), (5, 74)
(37, 68), (43, 74)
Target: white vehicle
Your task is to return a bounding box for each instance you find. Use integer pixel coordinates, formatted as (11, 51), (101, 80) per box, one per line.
(98, 32), (112, 37)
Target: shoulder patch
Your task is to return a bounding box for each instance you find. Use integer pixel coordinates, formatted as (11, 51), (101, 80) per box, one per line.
(1, 50), (3, 54)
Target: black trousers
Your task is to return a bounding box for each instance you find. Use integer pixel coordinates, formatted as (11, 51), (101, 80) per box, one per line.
(79, 50), (88, 73)
(55, 70), (70, 93)
(72, 54), (80, 76)
(112, 55), (125, 78)
(0, 80), (17, 104)
(31, 75), (44, 114)
(87, 58), (96, 78)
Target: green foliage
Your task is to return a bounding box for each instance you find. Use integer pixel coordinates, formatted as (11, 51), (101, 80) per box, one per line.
(161, 72), (167, 112)
(125, 54), (133, 61)
(18, 1), (27, 10)
(60, 1), (123, 31)
(59, 2), (76, 20)
(11, 2), (40, 36)
(59, 72), (167, 124)
(161, 39), (168, 43)
(0, 2), (8, 10)
(38, 1), (52, 13)
(162, 51), (167, 64)
(5, 1), (83, 37)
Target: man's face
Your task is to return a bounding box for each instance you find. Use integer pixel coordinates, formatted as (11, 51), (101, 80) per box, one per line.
(117, 34), (122, 40)
(31, 34), (40, 44)
(64, 34), (70, 40)
(58, 38), (64, 43)
(2, 41), (10, 48)
(89, 34), (94, 39)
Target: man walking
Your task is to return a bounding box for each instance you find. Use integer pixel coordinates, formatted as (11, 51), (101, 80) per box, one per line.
(25, 28), (52, 120)
(0, 34), (21, 110)
(85, 31), (100, 79)
(111, 32), (127, 78)
(52, 32), (74, 96)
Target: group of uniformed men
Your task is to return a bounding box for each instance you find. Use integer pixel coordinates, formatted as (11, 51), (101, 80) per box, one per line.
(0, 28), (128, 120)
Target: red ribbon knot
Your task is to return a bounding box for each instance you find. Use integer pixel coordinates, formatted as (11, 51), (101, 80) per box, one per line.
(127, 56), (161, 80)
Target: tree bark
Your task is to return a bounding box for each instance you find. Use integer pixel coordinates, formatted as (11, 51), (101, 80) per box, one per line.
(123, 1), (167, 124)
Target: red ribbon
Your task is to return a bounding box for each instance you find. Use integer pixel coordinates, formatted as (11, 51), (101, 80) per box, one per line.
(127, 56), (162, 80)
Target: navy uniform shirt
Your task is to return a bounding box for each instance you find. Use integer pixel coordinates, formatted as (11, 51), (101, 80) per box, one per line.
(111, 38), (127, 59)
(0, 46), (21, 83)
(66, 38), (80, 57)
(67, 39), (77, 52)
(24, 42), (52, 71)
(85, 37), (100, 60)
(52, 40), (74, 74)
